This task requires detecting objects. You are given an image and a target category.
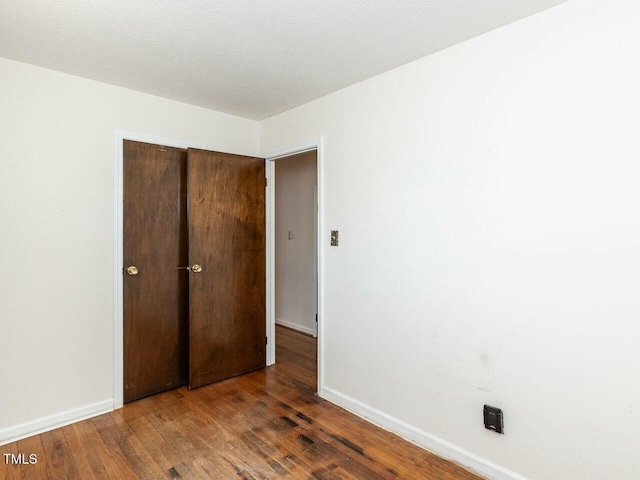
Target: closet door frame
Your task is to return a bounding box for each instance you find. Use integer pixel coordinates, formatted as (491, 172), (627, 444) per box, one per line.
(113, 130), (206, 409)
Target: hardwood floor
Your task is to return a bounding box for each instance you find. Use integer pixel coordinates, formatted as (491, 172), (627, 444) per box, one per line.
(2, 326), (484, 479)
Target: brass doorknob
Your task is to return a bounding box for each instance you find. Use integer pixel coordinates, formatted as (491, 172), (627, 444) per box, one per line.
(191, 264), (203, 273)
(125, 266), (139, 276)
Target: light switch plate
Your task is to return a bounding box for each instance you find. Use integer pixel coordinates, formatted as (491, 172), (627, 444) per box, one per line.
(331, 230), (339, 246)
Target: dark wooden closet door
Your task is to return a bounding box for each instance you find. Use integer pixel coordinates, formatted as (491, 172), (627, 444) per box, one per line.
(123, 140), (188, 403)
(187, 148), (266, 388)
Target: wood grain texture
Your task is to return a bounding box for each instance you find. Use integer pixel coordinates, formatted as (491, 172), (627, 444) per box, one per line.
(1, 326), (485, 480)
(123, 140), (189, 402)
(187, 148), (266, 388)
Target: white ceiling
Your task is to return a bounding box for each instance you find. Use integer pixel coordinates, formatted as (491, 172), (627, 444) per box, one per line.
(0, 0), (568, 120)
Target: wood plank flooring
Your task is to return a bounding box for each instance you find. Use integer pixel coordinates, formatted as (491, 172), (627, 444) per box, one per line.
(2, 326), (484, 479)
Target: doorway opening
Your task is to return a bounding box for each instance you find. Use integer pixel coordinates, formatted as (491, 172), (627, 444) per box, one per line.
(267, 147), (321, 392)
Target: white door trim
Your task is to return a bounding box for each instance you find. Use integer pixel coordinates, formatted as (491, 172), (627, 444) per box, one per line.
(264, 138), (325, 394)
(113, 130), (206, 410)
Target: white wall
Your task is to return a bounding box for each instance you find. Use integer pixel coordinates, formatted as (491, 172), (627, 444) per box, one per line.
(0, 57), (258, 443)
(260, 0), (640, 478)
(275, 151), (317, 336)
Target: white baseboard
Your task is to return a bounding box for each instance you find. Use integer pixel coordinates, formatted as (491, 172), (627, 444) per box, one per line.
(276, 317), (316, 337)
(0, 399), (113, 446)
(319, 386), (527, 480)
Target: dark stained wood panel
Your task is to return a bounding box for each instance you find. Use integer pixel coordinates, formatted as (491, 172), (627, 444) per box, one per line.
(187, 148), (266, 388)
(2, 327), (485, 480)
(123, 140), (189, 403)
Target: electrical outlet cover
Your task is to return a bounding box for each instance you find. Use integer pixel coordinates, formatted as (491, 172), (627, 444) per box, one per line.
(483, 405), (504, 434)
